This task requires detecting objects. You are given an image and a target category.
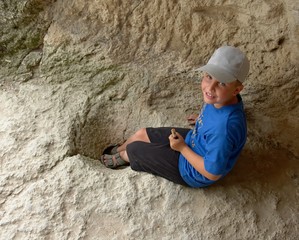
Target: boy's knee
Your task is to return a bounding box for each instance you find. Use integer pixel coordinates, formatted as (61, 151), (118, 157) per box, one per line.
(134, 128), (147, 138)
(132, 128), (149, 142)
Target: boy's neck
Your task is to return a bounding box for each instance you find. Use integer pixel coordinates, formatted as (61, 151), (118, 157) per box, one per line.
(213, 95), (240, 109)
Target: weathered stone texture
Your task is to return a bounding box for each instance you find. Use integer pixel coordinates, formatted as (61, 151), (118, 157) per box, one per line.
(0, 0), (298, 239)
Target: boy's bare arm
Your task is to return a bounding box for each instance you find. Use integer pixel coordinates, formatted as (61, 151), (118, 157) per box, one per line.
(179, 145), (222, 181)
(169, 131), (221, 181)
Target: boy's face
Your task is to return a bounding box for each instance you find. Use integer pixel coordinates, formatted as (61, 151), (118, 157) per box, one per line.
(201, 73), (244, 108)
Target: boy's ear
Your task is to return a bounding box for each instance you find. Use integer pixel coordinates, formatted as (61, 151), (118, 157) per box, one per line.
(233, 84), (244, 96)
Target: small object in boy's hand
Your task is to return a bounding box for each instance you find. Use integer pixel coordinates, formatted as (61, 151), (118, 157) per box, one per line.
(171, 128), (178, 139)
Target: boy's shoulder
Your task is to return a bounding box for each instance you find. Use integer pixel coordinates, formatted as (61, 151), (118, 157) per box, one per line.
(204, 101), (246, 130)
(206, 100), (244, 117)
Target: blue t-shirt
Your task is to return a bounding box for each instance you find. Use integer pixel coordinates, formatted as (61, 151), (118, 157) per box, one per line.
(178, 96), (247, 188)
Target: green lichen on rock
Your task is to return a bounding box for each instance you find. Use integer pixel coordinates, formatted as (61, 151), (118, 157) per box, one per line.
(0, 0), (52, 59)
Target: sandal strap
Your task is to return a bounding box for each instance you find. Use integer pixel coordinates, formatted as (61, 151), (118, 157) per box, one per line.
(100, 153), (128, 169)
(110, 146), (118, 155)
(102, 144), (119, 155)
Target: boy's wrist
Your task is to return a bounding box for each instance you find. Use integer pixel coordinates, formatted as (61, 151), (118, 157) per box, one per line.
(179, 144), (189, 154)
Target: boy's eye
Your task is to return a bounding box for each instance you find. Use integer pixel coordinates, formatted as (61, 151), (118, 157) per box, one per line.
(205, 74), (213, 80)
(218, 82), (226, 87)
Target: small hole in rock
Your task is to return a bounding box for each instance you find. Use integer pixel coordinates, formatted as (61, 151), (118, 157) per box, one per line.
(68, 104), (126, 159)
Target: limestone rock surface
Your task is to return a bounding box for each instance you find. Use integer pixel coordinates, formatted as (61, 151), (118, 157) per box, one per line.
(0, 0), (299, 239)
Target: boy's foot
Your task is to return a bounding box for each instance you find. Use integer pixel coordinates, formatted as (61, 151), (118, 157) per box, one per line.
(100, 153), (129, 169)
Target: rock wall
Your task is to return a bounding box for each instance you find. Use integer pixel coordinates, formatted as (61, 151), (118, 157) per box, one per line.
(0, 0), (298, 239)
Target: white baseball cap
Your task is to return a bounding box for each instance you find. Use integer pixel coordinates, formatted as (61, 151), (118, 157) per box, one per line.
(198, 46), (250, 83)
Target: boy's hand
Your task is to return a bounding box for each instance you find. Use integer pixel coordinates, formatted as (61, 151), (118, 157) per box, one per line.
(187, 113), (199, 126)
(169, 129), (187, 152)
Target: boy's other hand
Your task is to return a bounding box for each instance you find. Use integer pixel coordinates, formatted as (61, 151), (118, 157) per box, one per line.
(187, 113), (198, 126)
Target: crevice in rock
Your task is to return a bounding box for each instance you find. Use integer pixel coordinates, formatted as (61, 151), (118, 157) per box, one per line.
(67, 102), (127, 160)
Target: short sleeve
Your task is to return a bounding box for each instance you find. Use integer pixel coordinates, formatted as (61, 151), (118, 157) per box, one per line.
(203, 110), (246, 175)
(203, 133), (234, 175)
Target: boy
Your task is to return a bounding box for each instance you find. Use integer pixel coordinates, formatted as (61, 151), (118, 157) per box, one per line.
(100, 46), (249, 188)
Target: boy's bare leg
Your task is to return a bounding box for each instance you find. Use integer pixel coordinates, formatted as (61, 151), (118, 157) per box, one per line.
(101, 128), (149, 167)
(119, 150), (129, 162)
(117, 128), (150, 153)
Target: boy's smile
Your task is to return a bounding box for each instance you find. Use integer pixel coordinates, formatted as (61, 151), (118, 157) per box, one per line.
(201, 73), (243, 108)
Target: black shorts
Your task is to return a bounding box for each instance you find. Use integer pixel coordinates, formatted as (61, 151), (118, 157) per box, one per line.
(126, 127), (191, 186)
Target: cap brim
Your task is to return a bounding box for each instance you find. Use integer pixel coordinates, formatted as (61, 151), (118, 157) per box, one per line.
(197, 64), (236, 83)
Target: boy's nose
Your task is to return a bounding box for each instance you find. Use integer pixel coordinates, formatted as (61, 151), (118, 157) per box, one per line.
(207, 80), (217, 91)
